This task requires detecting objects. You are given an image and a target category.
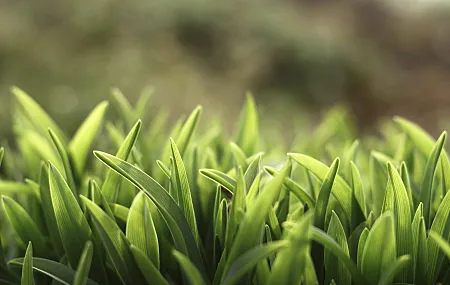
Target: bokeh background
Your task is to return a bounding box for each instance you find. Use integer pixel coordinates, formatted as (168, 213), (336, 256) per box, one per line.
(2, 0), (450, 138)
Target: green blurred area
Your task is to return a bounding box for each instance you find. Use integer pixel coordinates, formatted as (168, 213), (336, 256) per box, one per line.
(2, 0), (450, 137)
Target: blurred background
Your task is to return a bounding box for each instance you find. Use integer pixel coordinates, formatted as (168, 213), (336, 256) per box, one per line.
(2, 0), (450, 138)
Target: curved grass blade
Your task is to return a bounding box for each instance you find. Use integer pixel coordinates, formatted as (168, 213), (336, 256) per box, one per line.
(102, 120), (141, 203)
(268, 213), (312, 285)
(361, 212), (396, 284)
(82, 197), (143, 284)
(315, 158), (340, 230)
(429, 231), (450, 260)
(111, 88), (135, 128)
(223, 241), (289, 285)
(48, 129), (76, 193)
(12, 86), (66, 142)
(110, 203), (129, 223)
(222, 164), (290, 282)
(156, 160), (171, 179)
(350, 162), (366, 226)
(48, 163), (91, 267)
(325, 212), (351, 285)
(2, 196), (48, 255)
(69, 101), (109, 175)
(234, 93), (259, 156)
(246, 171), (262, 205)
(173, 251), (208, 285)
(377, 255), (411, 285)
(386, 162), (412, 282)
(38, 163), (64, 255)
(264, 166), (315, 207)
(244, 154), (261, 192)
(170, 139), (200, 243)
(93, 152), (206, 278)
(416, 217), (427, 285)
(427, 186), (450, 285)
(73, 241), (93, 285)
(288, 153), (361, 224)
(126, 192), (159, 269)
(357, 228), (369, 269)
(199, 169), (236, 194)
(9, 258), (99, 285)
(130, 246), (169, 285)
(89, 179), (115, 221)
(174, 106), (202, 156)
(311, 227), (367, 284)
(22, 242), (34, 285)
(225, 167), (246, 251)
(420, 132), (446, 226)
(230, 142), (248, 170)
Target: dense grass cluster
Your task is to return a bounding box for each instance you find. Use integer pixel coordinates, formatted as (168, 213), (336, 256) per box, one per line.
(1, 87), (450, 285)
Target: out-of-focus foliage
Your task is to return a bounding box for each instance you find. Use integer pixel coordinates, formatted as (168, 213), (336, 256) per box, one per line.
(2, 0), (450, 138)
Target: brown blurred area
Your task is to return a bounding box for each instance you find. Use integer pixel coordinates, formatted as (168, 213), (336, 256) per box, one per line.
(1, 0), (450, 136)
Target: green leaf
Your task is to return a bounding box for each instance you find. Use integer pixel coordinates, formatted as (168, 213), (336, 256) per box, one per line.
(48, 163), (91, 267)
(225, 167), (246, 251)
(357, 228), (369, 269)
(89, 179), (115, 221)
(170, 138), (200, 243)
(2, 196), (48, 255)
(268, 213), (313, 285)
(416, 217), (427, 285)
(199, 169), (236, 194)
(386, 162), (413, 282)
(12, 86), (66, 142)
(234, 93), (259, 156)
(420, 132), (446, 226)
(130, 246), (169, 285)
(377, 255), (411, 285)
(9, 258), (99, 285)
(289, 153), (362, 224)
(222, 163), (290, 281)
(246, 172), (262, 205)
(82, 196), (143, 284)
(173, 106), (202, 156)
(93, 151), (206, 278)
(22, 242), (34, 285)
(230, 142), (248, 170)
(110, 203), (129, 223)
(243, 154), (261, 191)
(429, 231), (450, 262)
(427, 186), (450, 285)
(173, 251), (208, 285)
(73, 241), (94, 285)
(126, 192), (159, 269)
(311, 227), (367, 284)
(325, 212), (351, 285)
(102, 120), (141, 203)
(264, 166), (315, 207)
(223, 241), (289, 285)
(69, 101), (109, 175)
(48, 128), (76, 193)
(411, 203), (423, 277)
(156, 160), (171, 179)
(361, 212), (396, 283)
(350, 162), (366, 227)
(111, 88), (135, 128)
(315, 158), (340, 230)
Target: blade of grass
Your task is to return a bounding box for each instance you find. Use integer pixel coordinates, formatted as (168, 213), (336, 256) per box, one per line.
(21, 242), (34, 285)
(69, 101), (109, 175)
(73, 241), (94, 285)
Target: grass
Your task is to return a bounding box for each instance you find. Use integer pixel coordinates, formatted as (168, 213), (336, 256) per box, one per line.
(1, 86), (450, 285)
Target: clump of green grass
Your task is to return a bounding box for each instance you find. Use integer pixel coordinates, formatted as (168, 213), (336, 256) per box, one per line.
(1, 86), (450, 285)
